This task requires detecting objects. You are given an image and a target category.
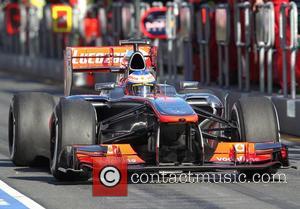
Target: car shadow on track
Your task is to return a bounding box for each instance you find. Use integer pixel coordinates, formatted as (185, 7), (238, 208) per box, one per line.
(0, 158), (16, 167)
(8, 176), (92, 185)
(0, 159), (90, 185)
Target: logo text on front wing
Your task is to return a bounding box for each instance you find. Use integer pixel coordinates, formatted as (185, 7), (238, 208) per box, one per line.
(216, 156), (265, 162)
(216, 156), (245, 162)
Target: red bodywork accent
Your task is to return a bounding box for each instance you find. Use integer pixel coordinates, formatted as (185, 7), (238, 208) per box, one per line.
(156, 114), (198, 123)
(229, 146), (236, 161)
(281, 146), (288, 159)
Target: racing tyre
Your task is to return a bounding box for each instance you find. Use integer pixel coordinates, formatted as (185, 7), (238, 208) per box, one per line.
(8, 92), (55, 166)
(230, 97), (280, 179)
(230, 96), (279, 143)
(50, 99), (96, 180)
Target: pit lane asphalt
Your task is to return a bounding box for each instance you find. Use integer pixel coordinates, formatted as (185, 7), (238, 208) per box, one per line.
(0, 72), (300, 209)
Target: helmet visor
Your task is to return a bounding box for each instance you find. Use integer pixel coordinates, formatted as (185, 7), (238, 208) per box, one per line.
(131, 84), (154, 97)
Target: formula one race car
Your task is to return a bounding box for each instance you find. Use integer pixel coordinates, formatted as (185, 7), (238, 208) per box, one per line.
(8, 39), (289, 180)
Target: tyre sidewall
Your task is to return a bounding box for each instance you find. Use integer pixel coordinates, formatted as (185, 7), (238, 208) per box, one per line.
(231, 97), (279, 143)
(9, 93), (55, 166)
(50, 99), (96, 179)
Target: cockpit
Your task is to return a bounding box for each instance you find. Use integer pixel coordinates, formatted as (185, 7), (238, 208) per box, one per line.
(126, 83), (177, 98)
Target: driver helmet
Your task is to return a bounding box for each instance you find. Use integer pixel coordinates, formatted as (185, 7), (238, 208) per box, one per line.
(126, 70), (156, 97)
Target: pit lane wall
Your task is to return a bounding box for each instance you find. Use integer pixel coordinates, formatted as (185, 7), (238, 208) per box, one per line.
(271, 97), (300, 137)
(0, 53), (64, 82)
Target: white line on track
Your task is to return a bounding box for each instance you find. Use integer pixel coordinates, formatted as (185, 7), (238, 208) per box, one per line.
(0, 198), (9, 205)
(0, 180), (45, 209)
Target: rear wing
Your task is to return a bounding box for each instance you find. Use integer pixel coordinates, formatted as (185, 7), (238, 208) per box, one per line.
(64, 45), (157, 72)
(64, 43), (157, 96)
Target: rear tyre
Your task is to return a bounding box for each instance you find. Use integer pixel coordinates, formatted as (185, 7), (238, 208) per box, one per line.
(8, 92), (55, 166)
(230, 97), (280, 179)
(50, 99), (96, 180)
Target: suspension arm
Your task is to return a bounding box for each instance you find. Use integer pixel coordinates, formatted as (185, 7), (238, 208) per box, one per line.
(201, 132), (233, 141)
(101, 104), (147, 126)
(192, 105), (237, 128)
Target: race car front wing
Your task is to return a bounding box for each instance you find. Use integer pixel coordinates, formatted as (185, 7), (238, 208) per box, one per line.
(56, 142), (289, 174)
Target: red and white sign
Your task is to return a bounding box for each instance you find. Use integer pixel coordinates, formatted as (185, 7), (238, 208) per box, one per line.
(140, 7), (167, 39)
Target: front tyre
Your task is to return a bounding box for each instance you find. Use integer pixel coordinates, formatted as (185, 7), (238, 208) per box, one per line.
(230, 97), (280, 178)
(50, 99), (96, 180)
(230, 96), (279, 143)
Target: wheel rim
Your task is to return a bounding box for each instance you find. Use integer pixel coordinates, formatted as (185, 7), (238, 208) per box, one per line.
(231, 105), (242, 142)
(50, 122), (59, 173)
(9, 110), (16, 159)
